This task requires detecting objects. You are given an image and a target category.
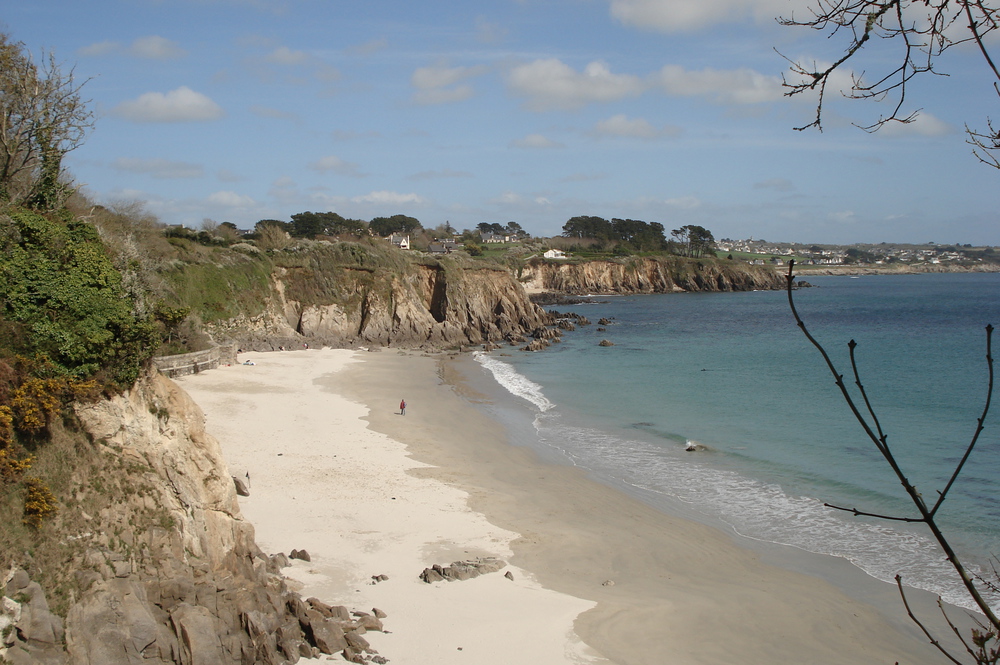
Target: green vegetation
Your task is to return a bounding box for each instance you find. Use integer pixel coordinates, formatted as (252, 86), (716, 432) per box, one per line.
(0, 33), (92, 210)
(0, 209), (157, 387)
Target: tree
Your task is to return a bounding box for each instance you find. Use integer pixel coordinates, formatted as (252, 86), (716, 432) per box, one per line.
(561, 215), (613, 240)
(786, 262), (1000, 664)
(611, 218), (667, 252)
(369, 214), (421, 237)
(670, 225), (716, 258)
(778, 0), (1000, 168)
(215, 221), (241, 243)
(505, 221), (527, 238)
(254, 221), (291, 252)
(0, 32), (93, 208)
(289, 211), (329, 238)
(476, 222), (505, 236)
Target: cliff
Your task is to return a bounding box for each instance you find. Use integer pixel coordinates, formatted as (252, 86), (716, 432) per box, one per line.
(168, 245), (554, 351)
(520, 256), (785, 294)
(1, 371), (383, 665)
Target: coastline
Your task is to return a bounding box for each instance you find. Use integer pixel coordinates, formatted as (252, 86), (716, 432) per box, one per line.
(179, 348), (955, 664)
(787, 262), (1000, 276)
(176, 349), (600, 665)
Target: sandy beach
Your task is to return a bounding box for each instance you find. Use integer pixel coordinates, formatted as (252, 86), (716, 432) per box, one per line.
(177, 347), (956, 665)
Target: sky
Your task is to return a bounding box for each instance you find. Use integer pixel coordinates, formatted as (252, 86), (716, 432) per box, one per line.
(5, 0), (999, 244)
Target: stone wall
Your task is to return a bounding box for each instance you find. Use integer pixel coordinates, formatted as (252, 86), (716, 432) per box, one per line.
(152, 344), (237, 378)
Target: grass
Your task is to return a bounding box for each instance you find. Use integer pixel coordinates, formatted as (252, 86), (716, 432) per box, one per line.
(0, 410), (175, 618)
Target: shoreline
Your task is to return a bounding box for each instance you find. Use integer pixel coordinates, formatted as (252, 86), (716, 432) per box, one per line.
(179, 348), (957, 664)
(176, 349), (601, 665)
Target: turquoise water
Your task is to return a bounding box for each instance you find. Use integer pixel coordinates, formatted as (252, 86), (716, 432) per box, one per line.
(471, 273), (1000, 611)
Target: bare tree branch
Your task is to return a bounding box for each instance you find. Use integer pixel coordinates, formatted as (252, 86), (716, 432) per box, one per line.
(786, 261), (1000, 662)
(779, 0), (1000, 166)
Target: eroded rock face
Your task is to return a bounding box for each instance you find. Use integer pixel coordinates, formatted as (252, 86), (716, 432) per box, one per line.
(212, 262), (554, 350)
(0, 372), (383, 665)
(520, 257), (784, 295)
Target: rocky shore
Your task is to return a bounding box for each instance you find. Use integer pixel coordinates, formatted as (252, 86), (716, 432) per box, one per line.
(1, 371), (390, 665)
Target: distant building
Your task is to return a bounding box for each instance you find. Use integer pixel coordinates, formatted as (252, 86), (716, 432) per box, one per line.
(429, 238), (461, 254)
(389, 234), (410, 250)
(480, 232), (508, 244)
(543, 249), (567, 259)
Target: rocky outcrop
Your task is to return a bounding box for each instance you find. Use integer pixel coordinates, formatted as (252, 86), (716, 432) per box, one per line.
(520, 257), (784, 294)
(212, 261), (554, 351)
(0, 372), (383, 665)
(419, 557), (507, 583)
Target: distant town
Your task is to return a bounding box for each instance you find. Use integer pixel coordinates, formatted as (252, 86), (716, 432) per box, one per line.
(715, 239), (998, 267)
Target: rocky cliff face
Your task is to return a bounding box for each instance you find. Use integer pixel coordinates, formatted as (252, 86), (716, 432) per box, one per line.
(1, 372), (383, 665)
(520, 257), (784, 294)
(212, 260), (554, 351)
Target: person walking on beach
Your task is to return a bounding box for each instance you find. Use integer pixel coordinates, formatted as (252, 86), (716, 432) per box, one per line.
(400, 399), (406, 416)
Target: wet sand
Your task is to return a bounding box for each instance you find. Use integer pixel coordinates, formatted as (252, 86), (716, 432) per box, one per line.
(179, 347), (955, 664)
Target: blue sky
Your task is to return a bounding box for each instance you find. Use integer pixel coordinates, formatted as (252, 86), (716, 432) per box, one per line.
(6, 0), (999, 243)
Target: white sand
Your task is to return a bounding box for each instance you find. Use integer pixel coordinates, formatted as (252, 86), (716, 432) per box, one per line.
(176, 348), (604, 665)
(177, 346), (960, 665)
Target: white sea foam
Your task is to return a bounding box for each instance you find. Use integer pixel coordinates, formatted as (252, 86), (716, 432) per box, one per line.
(532, 412), (996, 613)
(473, 352), (554, 412)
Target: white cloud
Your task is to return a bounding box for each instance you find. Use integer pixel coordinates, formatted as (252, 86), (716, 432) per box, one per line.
(207, 190), (257, 208)
(754, 178), (795, 192)
(415, 85), (476, 105)
(492, 191), (524, 205)
(664, 195), (702, 209)
(351, 190), (427, 205)
(268, 176), (300, 203)
(510, 133), (565, 149)
(476, 17), (507, 43)
(409, 169), (474, 181)
(208, 191), (257, 208)
(829, 210), (857, 222)
(266, 46), (309, 65)
(347, 38), (388, 56)
(111, 157), (203, 179)
(411, 63), (487, 105)
(876, 112), (954, 137)
(656, 65), (783, 104)
(130, 36), (187, 60)
(559, 172), (609, 182)
(608, 0), (800, 32)
(244, 43), (340, 87)
(308, 155), (365, 177)
(507, 59), (644, 111)
(591, 114), (681, 139)
(113, 87), (225, 122)
(217, 169), (247, 183)
(78, 40), (118, 57)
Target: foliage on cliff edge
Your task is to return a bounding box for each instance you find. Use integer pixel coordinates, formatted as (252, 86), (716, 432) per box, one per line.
(0, 207), (156, 544)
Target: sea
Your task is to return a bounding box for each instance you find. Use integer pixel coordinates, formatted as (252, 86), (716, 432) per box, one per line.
(467, 272), (1000, 612)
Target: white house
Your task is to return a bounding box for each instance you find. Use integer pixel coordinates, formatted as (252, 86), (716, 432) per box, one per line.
(543, 249), (567, 259)
(389, 234), (410, 250)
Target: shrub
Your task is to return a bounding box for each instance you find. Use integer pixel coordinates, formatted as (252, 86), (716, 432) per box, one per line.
(0, 209), (157, 389)
(22, 476), (57, 528)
